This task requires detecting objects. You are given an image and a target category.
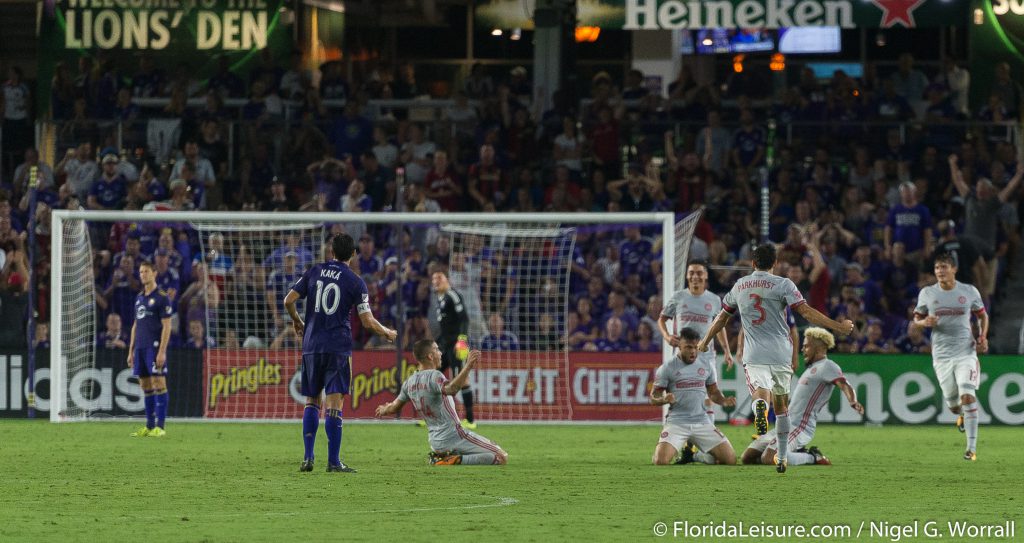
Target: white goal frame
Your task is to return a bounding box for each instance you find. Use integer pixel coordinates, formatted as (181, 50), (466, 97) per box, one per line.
(50, 210), (676, 422)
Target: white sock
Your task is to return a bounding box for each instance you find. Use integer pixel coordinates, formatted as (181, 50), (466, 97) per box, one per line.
(964, 403), (979, 452)
(694, 451), (717, 465)
(776, 414), (790, 462)
(788, 451), (816, 465)
(461, 453), (497, 465)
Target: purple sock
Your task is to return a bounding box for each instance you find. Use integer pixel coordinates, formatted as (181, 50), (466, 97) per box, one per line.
(155, 390), (168, 429)
(144, 391), (156, 429)
(325, 408), (343, 466)
(302, 404), (320, 461)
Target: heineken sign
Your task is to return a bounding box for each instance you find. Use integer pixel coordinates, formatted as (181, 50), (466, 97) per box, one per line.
(477, 0), (967, 30)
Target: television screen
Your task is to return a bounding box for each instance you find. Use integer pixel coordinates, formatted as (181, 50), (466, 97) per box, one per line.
(693, 29), (774, 54)
(806, 61), (863, 79)
(778, 26), (842, 54)
(679, 30), (695, 55)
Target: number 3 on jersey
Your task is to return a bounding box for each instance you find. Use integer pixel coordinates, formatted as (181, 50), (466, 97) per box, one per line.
(314, 280), (341, 315)
(749, 293), (766, 325)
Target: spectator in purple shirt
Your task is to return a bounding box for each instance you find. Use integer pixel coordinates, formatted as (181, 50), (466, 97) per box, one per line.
(884, 181), (933, 261)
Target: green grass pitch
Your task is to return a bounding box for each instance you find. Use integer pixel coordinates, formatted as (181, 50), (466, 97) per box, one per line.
(0, 421), (1019, 542)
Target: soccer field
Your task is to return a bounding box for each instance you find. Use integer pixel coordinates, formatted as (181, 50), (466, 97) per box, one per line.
(0, 421), (1018, 543)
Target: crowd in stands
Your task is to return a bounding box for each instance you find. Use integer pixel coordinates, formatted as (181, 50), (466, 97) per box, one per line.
(1, 49), (1022, 353)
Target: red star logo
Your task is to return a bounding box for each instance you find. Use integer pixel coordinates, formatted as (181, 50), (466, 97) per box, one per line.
(872, 0), (926, 28)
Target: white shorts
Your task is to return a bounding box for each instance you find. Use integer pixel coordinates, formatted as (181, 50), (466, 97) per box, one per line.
(933, 356), (980, 407)
(744, 363), (793, 396)
(746, 428), (812, 453)
(658, 422), (729, 453)
(431, 430), (506, 459)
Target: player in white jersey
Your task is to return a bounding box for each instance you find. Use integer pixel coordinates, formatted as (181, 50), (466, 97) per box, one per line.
(658, 261), (734, 424)
(742, 327), (864, 466)
(698, 244), (853, 473)
(911, 252), (987, 461)
(375, 339), (508, 465)
(651, 328), (738, 465)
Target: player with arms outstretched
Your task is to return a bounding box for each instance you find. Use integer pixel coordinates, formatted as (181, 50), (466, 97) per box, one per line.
(911, 252), (987, 461)
(285, 234), (397, 473)
(375, 340), (508, 465)
(127, 261), (174, 437)
(431, 271), (476, 428)
(651, 328), (737, 466)
(698, 244), (853, 473)
(658, 261), (734, 424)
(741, 327), (864, 466)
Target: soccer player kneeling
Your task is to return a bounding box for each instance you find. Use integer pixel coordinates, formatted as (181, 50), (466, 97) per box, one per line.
(375, 340), (508, 465)
(651, 327), (737, 466)
(741, 327), (864, 467)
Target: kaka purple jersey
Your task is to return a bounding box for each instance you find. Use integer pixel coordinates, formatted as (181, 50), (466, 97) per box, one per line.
(290, 260), (370, 355)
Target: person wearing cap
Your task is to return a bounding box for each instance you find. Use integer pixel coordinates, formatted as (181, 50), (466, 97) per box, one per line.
(86, 154), (127, 211)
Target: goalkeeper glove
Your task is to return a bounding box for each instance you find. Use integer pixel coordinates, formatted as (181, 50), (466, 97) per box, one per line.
(455, 334), (469, 361)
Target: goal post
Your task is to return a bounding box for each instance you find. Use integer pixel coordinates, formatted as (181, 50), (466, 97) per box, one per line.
(49, 210), (677, 423)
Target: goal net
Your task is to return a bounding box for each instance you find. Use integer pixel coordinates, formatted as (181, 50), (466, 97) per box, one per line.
(49, 211), (676, 422)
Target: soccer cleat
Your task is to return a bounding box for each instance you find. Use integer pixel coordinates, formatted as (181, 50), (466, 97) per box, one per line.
(963, 450), (977, 462)
(773, 454), (788, 474)
(460, 419), (478, 430)
(956, 415), (965, 433)
(433, 454), (463, 466)
(148, 427), (166, 437)
(428, 450), (450, 464)
(808, 446), (832, 466)
(674, 441), (698, 465)
(416, 420), (426, 427)
(753, 399), (769, 436)
(130, 427), (151, 437)
(327, 462), (357, 473)
(299, 460), (314, 472)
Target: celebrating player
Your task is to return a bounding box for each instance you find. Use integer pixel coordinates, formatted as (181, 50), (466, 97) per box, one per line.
(375, 340), (508, 465)
(431, 271), (476, 428)
(651, 328), (737, 466)
(658, 261), (734, 424)
(741, 327), (864, 466)
(698, 243), (853, 473)
(911, 252), (987, 461)
(285, 233), (397, 473)
(127, 261), (174, 438)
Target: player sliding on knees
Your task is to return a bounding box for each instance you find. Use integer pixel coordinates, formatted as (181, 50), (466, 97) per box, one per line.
(651, 327), (737, 466)
(741, 327), (864, 467)
(698, 243), (854, 473)
(375, 340), (508, 465)
(285, 233), (397, 473)
(912, 252), (987, 462)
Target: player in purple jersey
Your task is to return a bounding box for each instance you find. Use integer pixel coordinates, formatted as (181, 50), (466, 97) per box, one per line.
(699, 244), (853, 473)
(284, 234), (397, 473)
(911, 252), (988, 461)
(375, 340), (508, 465)
(127, 261), (174, 438)
(741, 327), (864, 467)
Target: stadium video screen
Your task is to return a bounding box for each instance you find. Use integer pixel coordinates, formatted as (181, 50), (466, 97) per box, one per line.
(695, 28), (775, 54)
(778, 26), (842, 54)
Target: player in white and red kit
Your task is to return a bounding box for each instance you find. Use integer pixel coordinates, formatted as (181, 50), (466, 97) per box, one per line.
(912, 252), (988, 461)
(658, 261), (735, 425)
(698, 244), (853, 473)
(742, 327), (864, 466)
(650, 328), (737, 466)
(375, 340), (507, 465)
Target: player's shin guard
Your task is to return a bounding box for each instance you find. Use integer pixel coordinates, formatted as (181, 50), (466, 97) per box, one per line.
(775, 413), (790, 463)
(325, 408), (343, 466)
(694, 452), (717, 465)
(461, 389), (475, 423)
(154, 389), (168, 429)
(964, 403), (979, 452)
(143, 390), (156, 429)
(788, 451), (816, 465)
(461, 453), (496, 465)
(302, 404), (320, 461)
